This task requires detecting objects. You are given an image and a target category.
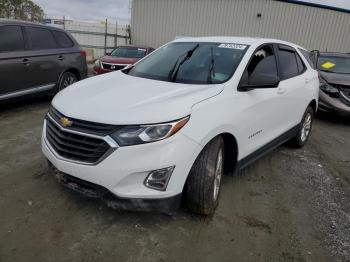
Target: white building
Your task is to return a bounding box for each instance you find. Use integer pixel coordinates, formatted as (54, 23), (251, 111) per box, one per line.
(130, 0), (350, 52)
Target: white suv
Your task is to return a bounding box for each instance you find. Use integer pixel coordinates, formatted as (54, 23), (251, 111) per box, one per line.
(41, 37), (319, 214)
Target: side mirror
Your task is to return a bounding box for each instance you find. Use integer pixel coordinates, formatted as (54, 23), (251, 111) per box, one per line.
(249, 72), (280, 87)
(105, 52), (110, 56)
(239, 72), (279, 91)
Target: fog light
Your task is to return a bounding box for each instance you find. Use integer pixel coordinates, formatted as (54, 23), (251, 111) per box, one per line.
(144, 166), (175, 191)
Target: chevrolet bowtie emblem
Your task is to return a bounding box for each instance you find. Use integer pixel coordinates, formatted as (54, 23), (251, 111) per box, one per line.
(60, 117), (73, 127)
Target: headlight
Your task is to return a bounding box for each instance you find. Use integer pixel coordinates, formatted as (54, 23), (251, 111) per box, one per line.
(94, 59), (100, 67)
(111, 116), (190, 146)
(319, 77), (339, 96)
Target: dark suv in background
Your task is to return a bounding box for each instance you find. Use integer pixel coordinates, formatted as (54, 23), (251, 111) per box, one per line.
(316, 52), (350, 116)
(0, 19), (87, 102)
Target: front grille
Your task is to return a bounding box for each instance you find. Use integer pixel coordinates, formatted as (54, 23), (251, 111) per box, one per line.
(46, 116), (112, 164)
(101, 63), (127, 71)
(49, 107), (120, 136)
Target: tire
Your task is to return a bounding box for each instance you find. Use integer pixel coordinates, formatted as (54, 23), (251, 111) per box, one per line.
(288, 106), (314, 148)
(57, 72), (78, 92)
(186, 136), (224, 215)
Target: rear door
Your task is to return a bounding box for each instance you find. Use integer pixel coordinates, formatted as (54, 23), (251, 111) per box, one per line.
(275, 44), (310, 129)
(23, 26), (61, 89)
(0, 25), (28, 95)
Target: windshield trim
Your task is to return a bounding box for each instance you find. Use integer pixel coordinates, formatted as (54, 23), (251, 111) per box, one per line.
(124, 42), (250, 85)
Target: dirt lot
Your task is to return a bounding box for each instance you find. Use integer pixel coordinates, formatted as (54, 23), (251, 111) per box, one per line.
(0, 98), (349, 262)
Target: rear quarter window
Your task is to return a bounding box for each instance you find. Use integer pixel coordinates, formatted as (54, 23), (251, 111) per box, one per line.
(299, 48), (315, 68)
(26, 26), (57, 50)
(0, 25), (25, 52)
(52, 30), (74, 48)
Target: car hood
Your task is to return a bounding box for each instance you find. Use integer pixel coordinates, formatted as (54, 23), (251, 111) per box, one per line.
(52, 71), (223, 125)
(100, 55), (139, 65)
(320, 71), (350, 88)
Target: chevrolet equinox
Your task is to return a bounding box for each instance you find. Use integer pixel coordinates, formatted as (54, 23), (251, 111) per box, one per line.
(41, 37), (319, 214)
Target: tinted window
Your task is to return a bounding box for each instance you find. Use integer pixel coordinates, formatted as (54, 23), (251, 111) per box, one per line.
(299, 48), (315, 68)
(52, 30), (74, 48)
(246, 44), (278, 78)
(278, 48), (299, 79)
(296, 53), (306, 73)
(0, 25), (24, 52)
(26, 26), (57, 50)
(253, 55), (278, 77)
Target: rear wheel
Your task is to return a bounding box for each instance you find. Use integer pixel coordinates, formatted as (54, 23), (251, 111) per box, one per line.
(289, 106), (314, 148)
(57, 72), (78, 92)
(186, 136), (224, 215)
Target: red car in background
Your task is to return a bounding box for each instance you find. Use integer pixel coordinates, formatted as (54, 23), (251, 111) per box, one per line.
(93, 45), (154, 75)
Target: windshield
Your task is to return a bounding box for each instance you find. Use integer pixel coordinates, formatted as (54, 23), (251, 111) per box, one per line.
(317, 55), (350, 74)
(110, 47), (147, 58)
(125, 42), (249, 84)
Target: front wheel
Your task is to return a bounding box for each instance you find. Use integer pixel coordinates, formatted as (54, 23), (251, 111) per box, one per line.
(289, 106), (314, 148)
(186, 136), (224, 215)
(57, 72), (78, 92)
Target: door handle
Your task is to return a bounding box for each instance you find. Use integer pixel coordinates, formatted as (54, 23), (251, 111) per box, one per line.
(58, 55), (64, 61)
(22, 58), (30, 66)
(277, 87), (285, 94)
(305, 78), (310, 83)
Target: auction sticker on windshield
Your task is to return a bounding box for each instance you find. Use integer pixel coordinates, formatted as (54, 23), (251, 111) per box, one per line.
(321, 61), (336, 69)
(218, 43), (247, 50)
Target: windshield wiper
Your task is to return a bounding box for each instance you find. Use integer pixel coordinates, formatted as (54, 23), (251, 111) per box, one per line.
(207, 47), (215, 83)
(168, 44), (200, 82)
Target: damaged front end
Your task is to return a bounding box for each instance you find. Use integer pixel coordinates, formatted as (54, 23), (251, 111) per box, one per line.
(318, 77), (350, 115)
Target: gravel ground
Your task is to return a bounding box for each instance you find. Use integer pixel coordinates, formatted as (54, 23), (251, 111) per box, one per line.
(0, 97), (349, 262)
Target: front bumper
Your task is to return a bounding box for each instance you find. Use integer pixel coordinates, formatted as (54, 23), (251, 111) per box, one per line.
(41, 121), (201, 208)
(49, 166), (182, 212)
(319, 90), (350, 116)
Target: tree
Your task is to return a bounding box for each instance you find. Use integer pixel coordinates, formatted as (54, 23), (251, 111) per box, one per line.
(0, 0), (44, 22)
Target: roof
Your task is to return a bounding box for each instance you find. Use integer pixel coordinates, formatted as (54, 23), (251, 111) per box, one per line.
(0, 19), (66, 32)
(172, 36), (306, 50)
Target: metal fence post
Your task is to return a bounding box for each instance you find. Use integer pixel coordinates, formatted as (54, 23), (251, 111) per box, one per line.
(115, 19), (118, 48)
(104, 18), (108, 54)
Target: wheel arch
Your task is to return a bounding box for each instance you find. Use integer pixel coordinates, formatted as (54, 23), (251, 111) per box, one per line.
(308, 99), (318, 113)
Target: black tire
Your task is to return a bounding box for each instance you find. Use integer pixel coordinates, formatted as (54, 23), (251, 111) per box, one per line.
(57, 72), (78, 92)
(186, 136), (224, 215)
(288, 106), (314, 148)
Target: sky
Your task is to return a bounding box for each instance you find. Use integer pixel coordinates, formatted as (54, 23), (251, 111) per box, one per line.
(33, 0), (132, 24)
(33, 0), (350, 24)
(293, 0), (350, 9)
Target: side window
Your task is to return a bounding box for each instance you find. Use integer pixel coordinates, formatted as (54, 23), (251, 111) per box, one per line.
(52, 30), (74, 48)
(247, 45), (278, 78)
(299, 48), (315, 68)
(277, 46), (300, 79)
(26, 26), (57, 50)
(0, 25), (25, 52)
(295, 52), (306, 73)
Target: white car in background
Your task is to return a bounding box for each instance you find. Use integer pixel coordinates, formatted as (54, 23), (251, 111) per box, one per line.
(41, 37), (319, 215)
